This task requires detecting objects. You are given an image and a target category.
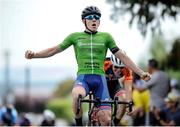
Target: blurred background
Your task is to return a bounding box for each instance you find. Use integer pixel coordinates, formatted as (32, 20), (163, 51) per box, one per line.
(0, 0), (180, 126)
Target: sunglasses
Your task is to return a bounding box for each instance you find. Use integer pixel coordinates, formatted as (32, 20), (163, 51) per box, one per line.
(85, 14), (100, 20)
(114, 66), (120, 69)
(114, 66), (124, 69)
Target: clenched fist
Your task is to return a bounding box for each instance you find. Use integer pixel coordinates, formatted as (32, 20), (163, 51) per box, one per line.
(25, 50), (35, 59)
(140, 72), (151, 82)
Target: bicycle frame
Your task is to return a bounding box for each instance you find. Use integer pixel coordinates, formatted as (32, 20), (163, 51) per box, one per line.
(76, 93), (133, 126)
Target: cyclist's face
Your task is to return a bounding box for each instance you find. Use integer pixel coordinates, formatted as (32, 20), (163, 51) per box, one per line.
(112, 66), (121, 77)
(83, 14), (100, 31)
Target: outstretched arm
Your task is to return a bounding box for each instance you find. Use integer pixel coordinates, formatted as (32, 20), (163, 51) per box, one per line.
(114, 50), (151, 81)
(25, 45), (62, 59)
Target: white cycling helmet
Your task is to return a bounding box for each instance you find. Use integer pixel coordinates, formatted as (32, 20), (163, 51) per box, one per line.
(43, 109), (55, 121)
(110, 54), (125, 67)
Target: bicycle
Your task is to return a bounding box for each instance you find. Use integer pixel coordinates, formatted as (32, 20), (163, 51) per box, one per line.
(76, 92), (133, 126)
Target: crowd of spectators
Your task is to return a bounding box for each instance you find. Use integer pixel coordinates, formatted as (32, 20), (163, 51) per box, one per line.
(0, 104), (56, 126)
(130, 59), (180, 126)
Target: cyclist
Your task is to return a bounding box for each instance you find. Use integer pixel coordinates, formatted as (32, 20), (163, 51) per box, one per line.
(25, 6), (151, 126)
(104, 54), (133, 125)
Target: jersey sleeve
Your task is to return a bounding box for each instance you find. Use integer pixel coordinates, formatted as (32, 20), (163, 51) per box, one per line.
(106, 33), (117, 48)
(105, 33), (119, 54)
(59, 33), (75, 50)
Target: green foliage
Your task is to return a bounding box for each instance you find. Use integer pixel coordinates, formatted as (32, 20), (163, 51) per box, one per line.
(167, 70), (180, 80)
(46, 97), (73, 123)
(138, 36), (180, 80)
(53, 79), (74, 98)
(47, 78), (90, 124)
(149, 36), (167, 69)
(106, 0), (180, 36)
(167, 38), (180, 70)
(46, 96), (89, 124)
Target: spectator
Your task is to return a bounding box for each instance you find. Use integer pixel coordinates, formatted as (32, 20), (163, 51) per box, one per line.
(0, 104), (18, 126)
(136, 59), (170, 125)
(170, 79), (180, 93)
(153, 91), (180, 126)
(132, 73), (150, 126)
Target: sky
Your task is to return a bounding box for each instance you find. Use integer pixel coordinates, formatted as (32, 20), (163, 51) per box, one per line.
(1, 0), (180, 71)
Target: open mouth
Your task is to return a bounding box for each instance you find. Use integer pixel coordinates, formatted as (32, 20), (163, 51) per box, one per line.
(92, 23), (96, 27)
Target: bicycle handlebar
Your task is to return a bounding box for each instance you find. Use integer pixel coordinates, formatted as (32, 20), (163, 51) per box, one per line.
(76, 95), (133, 115)
(81, 99), (130, 105)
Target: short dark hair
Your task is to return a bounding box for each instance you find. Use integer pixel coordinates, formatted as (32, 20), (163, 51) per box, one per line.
(148, 59), (158, 68)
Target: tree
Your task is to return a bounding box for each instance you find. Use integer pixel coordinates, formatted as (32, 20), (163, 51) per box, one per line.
(106, 0), (180, 36)
(149, 36), (168, 70)
(167, 38), (180, 70)
(53, 79), (74, 98)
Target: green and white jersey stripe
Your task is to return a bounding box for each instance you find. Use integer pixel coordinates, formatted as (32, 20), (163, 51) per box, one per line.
(90, 34), (94, 74)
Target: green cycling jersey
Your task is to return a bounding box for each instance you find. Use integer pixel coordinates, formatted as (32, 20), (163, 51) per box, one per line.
(59, 31), (117, 75)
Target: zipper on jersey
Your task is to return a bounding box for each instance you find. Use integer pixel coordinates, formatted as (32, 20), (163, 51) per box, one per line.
(90, 33), (94, 74)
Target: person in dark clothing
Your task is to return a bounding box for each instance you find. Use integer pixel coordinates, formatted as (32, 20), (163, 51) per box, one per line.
(153, 91), (180, 126)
